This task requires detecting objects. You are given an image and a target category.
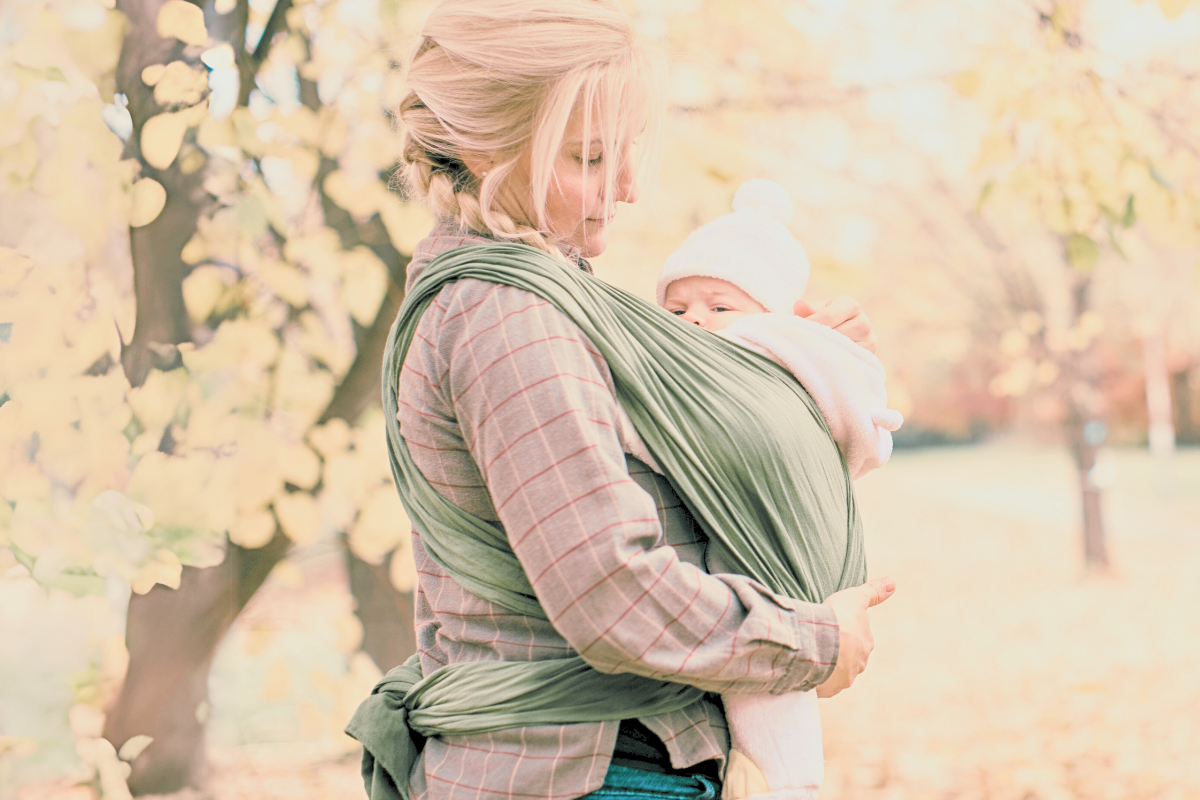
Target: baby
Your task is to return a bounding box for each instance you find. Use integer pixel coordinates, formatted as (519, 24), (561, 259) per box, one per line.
(656, 180), (903, 800)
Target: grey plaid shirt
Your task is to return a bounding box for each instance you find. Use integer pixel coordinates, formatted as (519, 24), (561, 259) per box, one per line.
(396, 225), (840, 799)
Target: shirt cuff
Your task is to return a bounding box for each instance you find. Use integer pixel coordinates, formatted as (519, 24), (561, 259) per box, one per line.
(775, 598), (839, 694)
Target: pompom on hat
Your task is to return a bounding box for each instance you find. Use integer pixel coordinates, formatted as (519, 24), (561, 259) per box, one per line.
(656, 179), (810, 315)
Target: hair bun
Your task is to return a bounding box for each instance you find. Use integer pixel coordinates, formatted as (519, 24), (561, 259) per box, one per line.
(731, 179), (793, 225)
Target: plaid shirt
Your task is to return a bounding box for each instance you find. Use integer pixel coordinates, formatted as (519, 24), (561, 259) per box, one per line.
(397, 226), (840, 800)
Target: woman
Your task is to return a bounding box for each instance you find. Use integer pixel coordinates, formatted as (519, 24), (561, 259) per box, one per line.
(351, 2), (894, 798)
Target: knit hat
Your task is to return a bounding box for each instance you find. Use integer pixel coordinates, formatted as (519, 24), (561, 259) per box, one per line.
(656, 179), (810, 315)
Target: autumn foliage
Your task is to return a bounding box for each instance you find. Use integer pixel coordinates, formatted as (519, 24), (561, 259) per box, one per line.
(1, 0), (1199, 796)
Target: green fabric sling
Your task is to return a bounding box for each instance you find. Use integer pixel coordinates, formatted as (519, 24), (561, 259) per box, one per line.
(346, 242), (866, 799)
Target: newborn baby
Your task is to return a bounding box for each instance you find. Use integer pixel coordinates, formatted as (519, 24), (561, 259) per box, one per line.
(656, 180), (903, 800)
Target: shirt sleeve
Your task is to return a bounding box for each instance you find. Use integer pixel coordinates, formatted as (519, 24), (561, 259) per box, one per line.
(434, 279), (840, 695)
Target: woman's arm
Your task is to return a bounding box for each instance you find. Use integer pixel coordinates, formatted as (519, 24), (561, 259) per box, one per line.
(434, 279), (839, 695)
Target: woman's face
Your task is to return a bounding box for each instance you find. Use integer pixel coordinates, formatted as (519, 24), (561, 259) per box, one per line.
(505, 107), (645, 259)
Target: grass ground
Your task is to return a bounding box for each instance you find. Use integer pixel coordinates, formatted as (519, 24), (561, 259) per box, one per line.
(17, 442), (1200, 800)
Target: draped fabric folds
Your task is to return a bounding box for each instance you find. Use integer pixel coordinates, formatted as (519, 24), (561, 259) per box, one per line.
(346, 243), (864, 799)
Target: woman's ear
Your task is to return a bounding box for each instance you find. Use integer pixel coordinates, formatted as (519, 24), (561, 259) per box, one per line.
(462, 157), (493, 181)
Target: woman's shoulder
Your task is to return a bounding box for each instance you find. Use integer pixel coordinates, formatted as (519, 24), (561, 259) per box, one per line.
(404, 220), (493, 293)
(407, 223), (589, 342)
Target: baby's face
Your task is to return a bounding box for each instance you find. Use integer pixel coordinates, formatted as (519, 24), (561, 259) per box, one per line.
(662, 276), (767, 332)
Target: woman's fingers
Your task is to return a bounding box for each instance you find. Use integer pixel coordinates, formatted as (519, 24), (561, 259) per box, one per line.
(815, 578), (895, 698)
(862, 576), (896, 607)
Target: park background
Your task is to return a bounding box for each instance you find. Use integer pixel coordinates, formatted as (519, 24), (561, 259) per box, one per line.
(2, 0), (1200, 797)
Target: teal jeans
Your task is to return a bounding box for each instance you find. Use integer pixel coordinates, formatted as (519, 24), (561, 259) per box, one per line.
(580, 763), (721, 799)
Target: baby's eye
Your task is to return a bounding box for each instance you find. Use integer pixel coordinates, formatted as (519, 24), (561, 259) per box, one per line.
(713, 306), (731, 313)
(670, 309), (685, 316)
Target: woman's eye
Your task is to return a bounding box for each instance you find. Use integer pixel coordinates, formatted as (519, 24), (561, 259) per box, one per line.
(587, 154), (604, 166)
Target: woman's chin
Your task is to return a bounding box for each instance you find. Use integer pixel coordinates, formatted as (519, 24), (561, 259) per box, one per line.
(576, 226), (611, 259)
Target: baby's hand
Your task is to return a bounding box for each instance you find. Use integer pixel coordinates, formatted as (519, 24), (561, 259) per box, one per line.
(794, 296), (877, 353)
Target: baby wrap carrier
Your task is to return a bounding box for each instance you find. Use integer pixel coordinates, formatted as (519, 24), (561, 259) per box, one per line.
(346, 243), (866, 799)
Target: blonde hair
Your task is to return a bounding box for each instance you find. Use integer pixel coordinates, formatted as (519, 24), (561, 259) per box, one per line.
(395, 0), (667, 257)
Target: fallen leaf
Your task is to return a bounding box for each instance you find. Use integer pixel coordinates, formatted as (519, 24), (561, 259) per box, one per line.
(129, 178), (167, 227)
(157, 0), (208, 45)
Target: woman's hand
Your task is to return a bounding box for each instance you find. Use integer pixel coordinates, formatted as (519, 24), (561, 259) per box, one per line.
(794, 297), (877, 353)
(815, 576), (896, 698)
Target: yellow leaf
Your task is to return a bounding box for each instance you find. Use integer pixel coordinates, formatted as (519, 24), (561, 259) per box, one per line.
(349, 485), (409, 565)
(129, 178), (166, 227)
(127, 451), (236, 535)
(342, 246), (388, 326)
(181, 264), (233, 323)
(323, 170), (382, 218)
(141, 64), (166, 86)
(68, 704), (106, 739)
(141, 113), (187, 170)
(257, 260), (309, 307)
(127, 367), (188, 435)
(117, 735), (153, 762)
(234, 426), (285, 512)
(1159, 0), (1192, 17)
(229, 508), (276, 548)
(389, 540), (416, 593)
(307, 418), (351, 457)
(272, 347), (336, 429)
(1036, 360), (1060, 387)
(130, 549), (182, 594)
(1065, 232), (1099, 272)
(270, 559), (303, 588)
(243, 624), (274, 655)
(378, 194), (435, 254)
(279, 441), (321, 490)
(157, 0), (208, 46)
(951, 71), (981, 97)
(1000, 329), (1029, 357)
(181, 232), (207, 264)
(154, 61), (208, 107)
(197, 115), (238, 154)
(335, 614), (363, 653)
(274, 491), (320, 544)
(974, 130), (1014, 169)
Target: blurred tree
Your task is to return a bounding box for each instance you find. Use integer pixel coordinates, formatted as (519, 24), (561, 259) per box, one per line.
(1, 0), (433, 791)
(965, 0), (1200, 568)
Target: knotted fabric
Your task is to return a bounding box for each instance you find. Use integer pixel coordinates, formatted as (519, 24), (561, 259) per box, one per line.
(346, 243), (865, 799)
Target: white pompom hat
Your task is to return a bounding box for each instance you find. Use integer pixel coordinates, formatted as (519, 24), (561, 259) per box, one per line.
(656, 179), (810, 315)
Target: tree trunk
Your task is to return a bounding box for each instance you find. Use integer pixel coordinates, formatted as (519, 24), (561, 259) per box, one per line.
(1172, 367), (1198, 444)
(113, 0), (203, 387)
(1142, 329), (1175, 460)
(103, 531), (291, 793)
(104, 3), (418, 790)
(1063, 275), (1110, 571)
(346, 544), (417, 673)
